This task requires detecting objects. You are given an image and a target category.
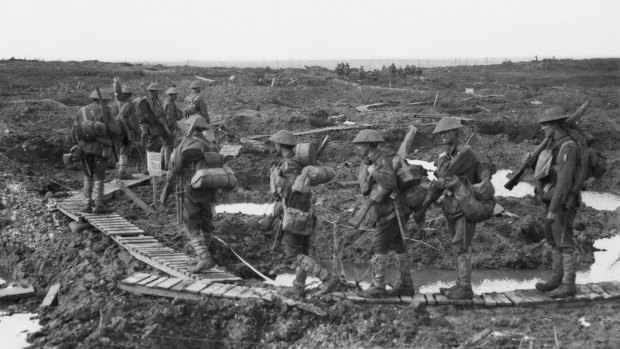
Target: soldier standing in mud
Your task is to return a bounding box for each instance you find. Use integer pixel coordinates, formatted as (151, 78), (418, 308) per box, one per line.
(111, 78), (140, 179)
(136, 83), (171, 173)
(267, 130), (339, 298)
(531, 107), (581, 298)
(161, 116), (217, 272)
(184, 81), (210, 123)
(349, 129), (414, 298)
(416, 117), (479, 300)
(72, 90), (121, 214)
(162, 87), (182, 170)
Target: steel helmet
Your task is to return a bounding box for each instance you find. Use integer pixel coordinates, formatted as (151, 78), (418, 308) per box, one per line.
(88, 89), (112, 100)
(189, 81), (201, 89)
(433, 117), (463, 134)
(269, 130), (297, 146)
(121, 85), (134, 94)
(166, 87), (180, 95)
(352, 129), (384, 143)
(147, 82), (162, 91)
(538, 107), (569, 124)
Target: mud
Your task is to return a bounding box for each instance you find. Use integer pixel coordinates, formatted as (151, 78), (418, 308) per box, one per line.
(1, 59), (620, 348)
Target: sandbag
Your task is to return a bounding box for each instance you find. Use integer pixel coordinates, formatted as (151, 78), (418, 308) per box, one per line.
(190, 165), (237, 190)
(449, 177), (495, 223)
(294, 142), (317, 166)
(302, 165), (336, 186)
(282, 204), (314, 236)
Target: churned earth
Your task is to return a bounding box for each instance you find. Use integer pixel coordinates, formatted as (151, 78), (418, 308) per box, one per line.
(0, 58), (619, 348)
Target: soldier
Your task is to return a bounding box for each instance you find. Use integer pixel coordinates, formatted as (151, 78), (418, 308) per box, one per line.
(269, 130), (338, 298)
(136, 83), (173, 174)
(72, 90), (121, 214)
(112, 78), (140, 179)
(350, 129), (414, 298)
(416, 117), (479, 300)
(184, 81), (210, 123)
(161, 117), (217, 272)
(162, 87), (182, 170)
(533, 107), (581, 298)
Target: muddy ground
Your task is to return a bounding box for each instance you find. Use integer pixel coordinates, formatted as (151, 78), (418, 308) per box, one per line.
(1, 58), (619, 348)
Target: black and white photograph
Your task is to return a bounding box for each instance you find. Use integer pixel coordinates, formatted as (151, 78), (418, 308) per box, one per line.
(0, 0), (619, 348)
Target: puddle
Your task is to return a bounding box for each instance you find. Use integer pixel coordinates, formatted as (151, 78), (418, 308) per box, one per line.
(215, 203), (274, 216)
(0, 313), (41, 349)
(274, 234), (620, 294)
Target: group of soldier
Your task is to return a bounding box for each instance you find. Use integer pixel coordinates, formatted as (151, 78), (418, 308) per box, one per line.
(71, 81), (583, 299)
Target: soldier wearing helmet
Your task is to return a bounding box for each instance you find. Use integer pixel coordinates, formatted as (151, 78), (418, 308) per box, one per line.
(71, 89), (121, 214)
(111, 77), (141, 179)
(136, 82), (170, 173)
(267, 129), (339, 298)
(416, 117), (480, 300)
(160, 86), (183, 170)
(184, 81), (210, 123)
(531, 107), (580, 298)
(349, 129), (413, 298)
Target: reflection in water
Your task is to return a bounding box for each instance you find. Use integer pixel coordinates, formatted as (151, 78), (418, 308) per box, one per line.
(0, 313), (41, 349)
(215, 203), (274, 216)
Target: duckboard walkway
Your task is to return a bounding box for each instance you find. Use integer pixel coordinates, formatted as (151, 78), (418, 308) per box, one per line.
(54, 176), (240, 283)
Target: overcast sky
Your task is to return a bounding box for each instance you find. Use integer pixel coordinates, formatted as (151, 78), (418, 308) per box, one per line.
(1, 0), (618, 62)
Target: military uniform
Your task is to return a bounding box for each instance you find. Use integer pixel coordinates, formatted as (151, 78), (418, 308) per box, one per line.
(72, 90), (121, 213)
(534, 107), (581, 298)
(136, 84), (168, 153)
(111, 91), (140, 178)
(166, 118), (218, 272)
(185, 82), (210, 123)
(268, 130), (338, 298)
(162, 88), (182, 169)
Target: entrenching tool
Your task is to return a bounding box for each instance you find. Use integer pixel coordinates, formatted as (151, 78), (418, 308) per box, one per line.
(390, 191), (409, 245)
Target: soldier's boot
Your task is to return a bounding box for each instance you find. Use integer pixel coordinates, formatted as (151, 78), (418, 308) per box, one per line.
(548, 251), (577, 298)
(387, 253), (415, 297)
(440, 256), (460, 295)
(187, 235), (215, 273)
(92, 180), (113, 214)
(116, 155), (132, 180)
(293, 255), (339, 296)
(358, 254), (388, 298)
(445, 252), (474, 300)
(279, 264), (307, 299)
(535, 248), (564, 292)
(81, 177), (94, 213)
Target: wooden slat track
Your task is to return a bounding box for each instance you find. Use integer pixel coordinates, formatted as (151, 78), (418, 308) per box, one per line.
(55, 178), (241, 283)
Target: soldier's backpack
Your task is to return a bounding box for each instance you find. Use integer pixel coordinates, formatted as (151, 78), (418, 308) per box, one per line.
(73, 107), (107, 142)
(445, 160), (497, 223)
(189, 151), (237, 190)
(391, 155), (429, 211)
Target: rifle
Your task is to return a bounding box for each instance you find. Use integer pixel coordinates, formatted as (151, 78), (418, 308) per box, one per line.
(316, 135), (329, 159)
(390, 191), (409, 243)
(160, 172), (176, 205)
(96, 87), (119, 162)
(504, 100), (590, 190)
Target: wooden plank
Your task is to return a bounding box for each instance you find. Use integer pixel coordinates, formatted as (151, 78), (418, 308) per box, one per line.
(577, 285), (603, 301)
(0, 286), (36, 301)
(235, 287), (262, 300)
(493, 293), (515, 307)
(116, 238), (158, 243)
(105, 231), (145, 236)
(252, 288), (276, 302)
(119, 283), (202, 301)
(590, 284), (614, 299)
(115, 180), (156, 215)
(40, 283), (61, 308)
(344, 293), (366, 303)
(183, 280), (213, 294)
(448, 298), (473, 306)
(412, 294), (426, 306)
(100, 227), (145, 232)
(170, 280), (195, 292)
(137, 275), (160, 286)
(472, 295), (485, 307)
(155, 278), (183, 290)
(121, 273), (152, 286)
(503, 291), (530, 307)
(400, 296), (414, 304)
(598, 281), (620, 298)
(211, 283), (236, 298)
(519, 289), (555, 304)
(481, 293), (497, 307)
(433, 293), (450, 305)
(221, 285), (249, 299)
(145, 276), (170, 288)
(199, 283), (225, 297)
(424, 294), (437, 305)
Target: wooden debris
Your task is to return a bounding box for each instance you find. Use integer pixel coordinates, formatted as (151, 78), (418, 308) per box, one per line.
(246, 123), (437, 140)
(0, 286), (36, 301)
(219, 144), (242, 158)
(356, 102), (399, 113)
(397, 126), (417, 158)
(475, 105), (491, 112)
(462, 94), (506, 102)
(115, 180), (156, 215)
(457, 328), (492, 349)
(40, 283), (61, 308)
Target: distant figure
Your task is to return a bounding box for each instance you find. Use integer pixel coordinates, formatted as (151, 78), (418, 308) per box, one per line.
(111, 77), (140, 179)
(184, 81), (210, 123)
(161, 87), (182, 170)
(71, 90), (120, 214)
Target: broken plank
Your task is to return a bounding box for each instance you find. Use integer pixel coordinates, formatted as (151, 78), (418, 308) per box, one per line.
(40, 283), (61, 308)
(121, 273), (152, 286)
(0, 286), (37, 301)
